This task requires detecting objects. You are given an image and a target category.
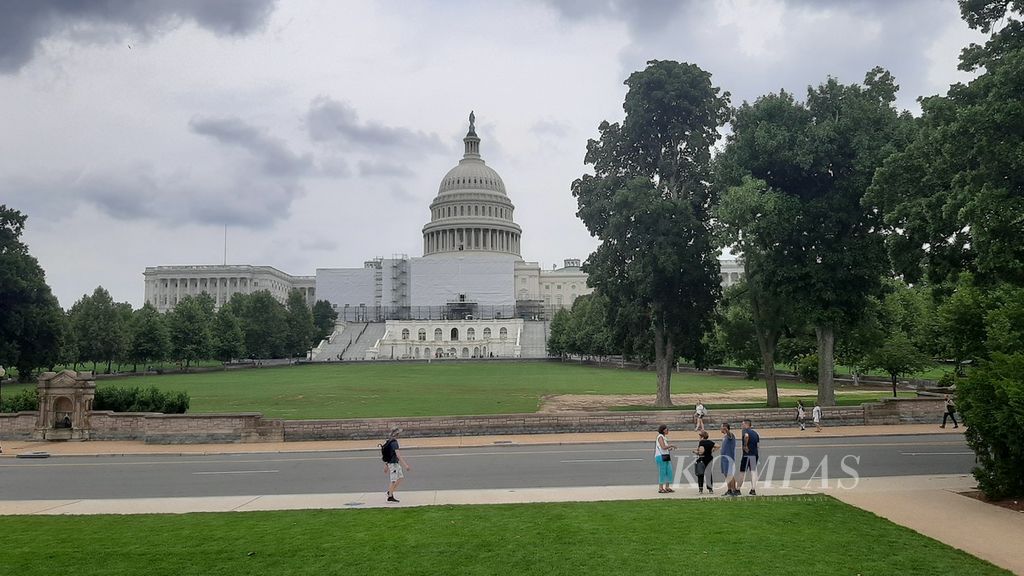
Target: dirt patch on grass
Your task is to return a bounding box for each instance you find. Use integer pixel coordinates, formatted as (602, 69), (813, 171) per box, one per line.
(959, 491), (1024, 513)
(538, 388), (814, 413)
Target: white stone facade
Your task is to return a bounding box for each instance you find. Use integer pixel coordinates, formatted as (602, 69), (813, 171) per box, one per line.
(367, 319), (524, 360)
(143, 265), (315, 312)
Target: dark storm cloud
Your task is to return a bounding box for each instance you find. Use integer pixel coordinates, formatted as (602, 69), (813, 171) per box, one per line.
(190, 116), (315, 179)
(0, 0), (276, 73)
(307, 97), (446, 154)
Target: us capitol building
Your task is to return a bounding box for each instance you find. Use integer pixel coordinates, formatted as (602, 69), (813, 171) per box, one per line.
(144, 113), (743, 360)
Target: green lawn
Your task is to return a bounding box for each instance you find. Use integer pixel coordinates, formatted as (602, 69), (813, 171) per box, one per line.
(0, 497), (1006, 576)
(2, 362), (907, 419)
(610, 392), (916, 411)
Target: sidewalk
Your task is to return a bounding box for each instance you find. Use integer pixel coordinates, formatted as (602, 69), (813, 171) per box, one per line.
(0, 423), (964, 457)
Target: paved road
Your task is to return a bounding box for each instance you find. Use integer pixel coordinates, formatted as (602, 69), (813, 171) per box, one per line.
(0, 434), (974, 500)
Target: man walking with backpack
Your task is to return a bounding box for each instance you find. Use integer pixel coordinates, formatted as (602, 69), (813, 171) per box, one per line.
(381, 427), (412, 502)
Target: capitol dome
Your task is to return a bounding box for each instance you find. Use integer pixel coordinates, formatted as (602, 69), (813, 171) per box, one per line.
(422, 112), (522, 258)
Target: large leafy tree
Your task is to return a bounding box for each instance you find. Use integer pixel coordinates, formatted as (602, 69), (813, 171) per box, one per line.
(714, 176), (801, 405)
(867, 1), (1024, 287)
(285, 290), (315, 357)
(236, 291), (289, 359)
(0, 205), (64, 382)
(311, 299), (338, 343)
(168, 294), (214, 368)
(69, 286), (128, 374)
(715, 70), (908, 405)
(128, 302), (169, 372)
(572, 60), (729, 406)
(211, 307), (245, 362)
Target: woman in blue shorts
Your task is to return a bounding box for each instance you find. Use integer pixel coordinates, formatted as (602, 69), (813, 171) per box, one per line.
(720, 422), (738, 496)
(655, 424), (676, 493)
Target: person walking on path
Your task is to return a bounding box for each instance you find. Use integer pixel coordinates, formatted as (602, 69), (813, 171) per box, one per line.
(737, 419), (760, 496)
(940, 394), (959, 429)
(655, 424), (677, 494)
(381, 427), (412, 503)
(692, 430), (716, 494)
(812, 403), (823, 432)
(796, 401), (807, 431)
(720, 422), (738, 496)
(694, 399), (707, 432)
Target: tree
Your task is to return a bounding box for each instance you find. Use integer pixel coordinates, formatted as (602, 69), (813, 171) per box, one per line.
(863, 332), (932, 397)
(712, 283), (763, 380)
(547, 308), (571, 358)
(936, 273), (988, 375)
(714, 176), (801, 405)
(867, 1), (1024, 288)
(0, 205), (64, 382)
(285, 290), (315, 357)
(311, 300), (338, 343)
(572, 60), (729, 407)
(238, 291), (289, 359)
(211, 308), (245, 362)
(167, 294), (214, 368)
(714, 70), (909, 405)
(128, 302), (169, 372)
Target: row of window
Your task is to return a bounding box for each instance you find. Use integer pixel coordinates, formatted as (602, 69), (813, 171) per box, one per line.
(443, 176), (500, 190)
(409, 346), (490, 359)
(434, 204), (509, 220)
(400, 327), (508, 341)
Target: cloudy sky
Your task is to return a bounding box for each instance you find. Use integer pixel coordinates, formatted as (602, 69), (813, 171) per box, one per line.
(1, 0), (983, 308)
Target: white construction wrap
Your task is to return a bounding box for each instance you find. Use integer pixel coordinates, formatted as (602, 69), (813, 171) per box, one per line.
(410, 255), (516, 306)
(315, 268), (375, 307)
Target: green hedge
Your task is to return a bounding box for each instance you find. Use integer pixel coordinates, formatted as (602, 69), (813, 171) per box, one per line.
(0, 388), (39, 412)
(957, 353), (1024, 499)
(94, 387), (190, 414)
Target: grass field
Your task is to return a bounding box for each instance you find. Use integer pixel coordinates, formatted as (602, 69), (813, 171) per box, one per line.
(1, 362), (908, 419)
(0, 497), (1007, 576)
(610, 391), (916, 412)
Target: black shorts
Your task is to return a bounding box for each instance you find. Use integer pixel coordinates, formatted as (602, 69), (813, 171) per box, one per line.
(740, 454), (758, 472)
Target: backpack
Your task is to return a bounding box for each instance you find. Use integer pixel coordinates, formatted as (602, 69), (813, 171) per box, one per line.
(380, 438), (396, 463)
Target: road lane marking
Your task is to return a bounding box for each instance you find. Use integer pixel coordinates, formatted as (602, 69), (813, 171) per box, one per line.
(899, 452), (974, 456)
(192, 470), (280, 475)
(559, 458), (645, 463)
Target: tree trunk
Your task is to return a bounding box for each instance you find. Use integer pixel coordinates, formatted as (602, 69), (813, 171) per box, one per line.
(891, 373), (898, 398)
(106, 358), (112, 374)
(815, 325), (836, 406)
(653, 321), (673, 407)
(759, 342), (780, 408)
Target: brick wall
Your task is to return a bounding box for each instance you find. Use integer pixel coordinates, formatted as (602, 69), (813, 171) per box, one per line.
(1, 399), (943, 444)
(0, 412), (37, 439)
(283, 406), (867, 441)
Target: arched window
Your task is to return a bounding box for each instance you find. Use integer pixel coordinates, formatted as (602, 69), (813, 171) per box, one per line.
(499, 327), (508, 340)
(462, 347), (470, 358)
(483, 327), (491, 339)
(418, 328), (426, 341)
(448, 347), (457, 356)
(415, 347), (420, 358)
(424, 347), (430, 358)
(401, 329), (410, 340)
(434, 328), (443, 341)
(473, 346), (480, 358)
(467, 328), (475, 340)
(451, 327), (459, 341)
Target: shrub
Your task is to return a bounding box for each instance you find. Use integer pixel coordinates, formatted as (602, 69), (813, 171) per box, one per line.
(957, 353), (1024, 499)
(936, 372), (958, 388)
(0, 388), (39, 412)
(742, 361), (759, 380)
(797, 354), (819, 384)
(94, 386), (190, 414)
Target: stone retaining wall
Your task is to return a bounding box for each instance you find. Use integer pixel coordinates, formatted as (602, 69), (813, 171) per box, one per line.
(0, 398), (945, 444)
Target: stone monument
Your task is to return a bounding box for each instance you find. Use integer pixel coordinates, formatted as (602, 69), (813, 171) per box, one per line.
(33, 370), (96, 441)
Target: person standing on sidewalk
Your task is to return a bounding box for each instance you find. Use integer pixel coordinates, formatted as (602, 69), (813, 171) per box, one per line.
(655, 424), (677, 494)
(737, 419), (760, 496)
(720, 422), (738, 496)
(796, 400), (807, 431)
(382, 427), (412, 503)
(694, 399), (707, 432)
(940, 394), (959, 429)
(812, 403), (823, 432)
(692, 430), (715, 494)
